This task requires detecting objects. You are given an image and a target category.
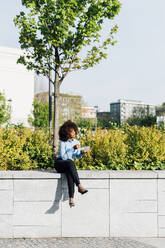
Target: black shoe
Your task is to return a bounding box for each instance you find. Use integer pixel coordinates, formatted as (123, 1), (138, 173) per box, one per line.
(78, 188), (88, 194)
(69, 202), (75, 208)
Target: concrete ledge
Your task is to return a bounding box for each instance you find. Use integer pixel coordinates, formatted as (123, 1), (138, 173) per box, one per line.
(75, 170), (109, 178)
(109, 170), (158, 178)
(157, 171), (165, 178)
(1, 170), (163, 179)
(0, 171), (13, 178)
(0, 170), (165, 238)
(12, 170), (61, 179)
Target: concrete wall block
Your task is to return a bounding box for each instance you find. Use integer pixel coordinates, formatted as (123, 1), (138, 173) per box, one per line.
(0, 179), (13, 190)
(0, 215), (13, 238)
(80, 179), (109, 188)
(13, 202), (61, 237)
(14, 179), (61, 201)
(158, 180), (165, 236)
(158, 179), (165, 214)
(110, 213), (157, 237)
(157, 215), (165, 237)
(14, 202), (61, 215)
(158, 215), (165, 229)
(0, 191), (13, 214)
(110, 179), (157, 200)
(13, 226), (61, 238)
(110, 179), (157, 237)
(126, 199), (157, 213)
(158, 228), (165, 237)
(62, 189), (109, 237)
(13, 213), (61, 226)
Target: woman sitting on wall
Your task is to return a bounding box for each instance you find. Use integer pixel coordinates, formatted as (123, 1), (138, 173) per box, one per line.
(54, 120), (89, 208)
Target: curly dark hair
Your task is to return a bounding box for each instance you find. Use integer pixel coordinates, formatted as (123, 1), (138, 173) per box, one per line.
(59, 120), (78, 141)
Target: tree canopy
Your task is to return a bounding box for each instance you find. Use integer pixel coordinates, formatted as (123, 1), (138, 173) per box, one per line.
(14, 0), (121, 83)
(28, 99), (50, 131)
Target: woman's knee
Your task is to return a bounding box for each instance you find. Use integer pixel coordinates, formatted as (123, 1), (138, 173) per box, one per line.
(66, 159), (74, 165)
(66, 159), (75, 169)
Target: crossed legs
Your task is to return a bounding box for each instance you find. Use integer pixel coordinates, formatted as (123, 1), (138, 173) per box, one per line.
(54, 159), (83, 200)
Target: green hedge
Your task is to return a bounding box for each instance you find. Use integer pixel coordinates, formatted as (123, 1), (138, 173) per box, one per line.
(75, 124), (165, 170)
(0, 126), (53, 170)
(0, 124), (165, 170)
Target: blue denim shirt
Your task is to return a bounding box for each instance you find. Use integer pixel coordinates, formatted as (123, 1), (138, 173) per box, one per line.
(57, 138), (84, 161)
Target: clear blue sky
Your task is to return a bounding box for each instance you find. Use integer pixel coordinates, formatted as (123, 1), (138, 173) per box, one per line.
(0, 0), (165, 111)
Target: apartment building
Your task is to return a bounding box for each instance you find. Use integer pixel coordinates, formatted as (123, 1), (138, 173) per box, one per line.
(110, 99), (156, 124)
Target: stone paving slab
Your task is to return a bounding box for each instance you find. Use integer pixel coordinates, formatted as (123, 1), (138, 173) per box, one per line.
(0, 238), (158, 248)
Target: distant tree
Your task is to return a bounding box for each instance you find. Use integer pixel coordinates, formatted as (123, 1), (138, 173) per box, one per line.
(97, 118), (118, 129)
(126, 114), (156, 127)
(14, 0), (121, 158)
(28, 99), (51, 131)
(0, 92), (11, 125)
(156, 102), (165, 116)
(97, 112), (118, 129)
(75, 118), (96, 129)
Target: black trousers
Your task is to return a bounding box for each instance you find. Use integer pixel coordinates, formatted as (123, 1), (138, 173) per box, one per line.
(54, 158), (81, 198)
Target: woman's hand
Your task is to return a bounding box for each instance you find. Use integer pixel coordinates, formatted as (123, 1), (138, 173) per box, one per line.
(73, 144), (80, 149)
(80, 149), (88, 154)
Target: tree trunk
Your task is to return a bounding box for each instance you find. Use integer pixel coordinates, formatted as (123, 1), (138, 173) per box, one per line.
(53, 54), (60, 159)
(53, 80), (60, 158)
(48, 71), (52, 141)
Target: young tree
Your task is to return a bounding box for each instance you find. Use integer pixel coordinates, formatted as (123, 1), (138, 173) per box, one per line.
(76, 118), (96, 130)
(28, 99), (50, 131)
(0, 92), (11, 125)
(156, 102), (165, 116)
(14, 0), (121, 158)
(126, 114), (156, 127)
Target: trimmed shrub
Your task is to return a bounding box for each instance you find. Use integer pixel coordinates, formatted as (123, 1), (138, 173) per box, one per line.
(75, 124), (165, 170)
(0, 127), (53, 170)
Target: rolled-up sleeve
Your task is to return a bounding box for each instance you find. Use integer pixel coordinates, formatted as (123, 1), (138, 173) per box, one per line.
(75, 148), (84, 159)
(73, 141), (84, 159)
(59, 141), (73, 160)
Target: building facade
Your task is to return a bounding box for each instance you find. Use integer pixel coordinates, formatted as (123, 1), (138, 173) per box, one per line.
(0, 46), (34, 127)
(35, 92), (82, 125)
(81, 107), (96, 119)
(110, 99), (156, 124)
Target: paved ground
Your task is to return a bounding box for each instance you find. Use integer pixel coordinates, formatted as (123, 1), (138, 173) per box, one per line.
(0, 237), (164, 248)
